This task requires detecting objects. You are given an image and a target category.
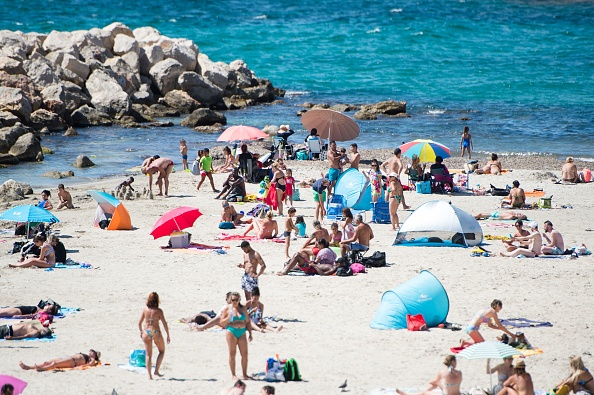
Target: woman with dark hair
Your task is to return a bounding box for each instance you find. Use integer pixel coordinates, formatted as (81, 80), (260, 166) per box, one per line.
(340, 208), (355, 240)
(9, 234), (55, 268)
(0, 302), (59, 318)
(278, 238), (337, 275)
(461, 299), (516, 347)
(19, 349), (100, 371)
(216, 146), (236, 173)
(397, 355), (462, 395)
(220, 292), (252, 380)
(138, 292), (170, 380)
(37, 190), (53, 210)
(363, 159), (384, 203)
(271, 162), (286, 216)
(476, 153), (502, 175)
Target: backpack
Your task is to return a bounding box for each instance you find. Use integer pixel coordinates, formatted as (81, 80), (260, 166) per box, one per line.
(190, 160), (200, 175)
(283, 358), (301, 381)
(362, 251), (386, 268)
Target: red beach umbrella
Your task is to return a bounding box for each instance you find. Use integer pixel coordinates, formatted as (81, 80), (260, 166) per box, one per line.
(217, 125), (268, 142)
(150, 206), (203, 239)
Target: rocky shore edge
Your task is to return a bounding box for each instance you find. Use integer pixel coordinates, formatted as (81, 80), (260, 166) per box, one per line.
(0, 22), (283, 166)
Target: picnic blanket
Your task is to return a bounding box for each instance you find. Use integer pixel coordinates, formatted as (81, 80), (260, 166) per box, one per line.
(501, 318), (553, 328)
(216, 233), (285, 243)
(161, 243), (229, 254)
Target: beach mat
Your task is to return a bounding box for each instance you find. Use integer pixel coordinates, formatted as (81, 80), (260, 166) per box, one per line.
(525, 190), (546, 198)
(47, 263), (93, 270)
(0, 335), (56, 342)
(216, 233), (285, 243)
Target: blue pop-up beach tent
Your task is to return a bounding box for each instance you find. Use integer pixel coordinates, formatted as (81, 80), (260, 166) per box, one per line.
(333, 168), (373, 211)
(370, 270), (449, 330)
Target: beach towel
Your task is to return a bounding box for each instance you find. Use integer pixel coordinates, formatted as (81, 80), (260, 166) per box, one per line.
(484, 222), (514, 228)
(525, 190), (546, 198)
(49, 362), (105, 371)
(265, 183), (278, 210)
(501, 318), (553, 328)
(47, 263), (93, 270)
(517, 348), (544, 357)
(485, 234), (511, 240)
(216, 233), (285, 243)
(450, 345), (469, 354)
(0, 335), (56, 342)
(161, 243), (229, 254)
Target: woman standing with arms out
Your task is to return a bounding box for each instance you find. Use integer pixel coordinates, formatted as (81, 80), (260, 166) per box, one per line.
(362, 159), (383, 203)
(220, 292), (253, 380)
(138, 292), (170, 380)
(460, 126), (473, 159)
(386, 173), (402, 231)
(461, 299), (516, 347)
(271, 162), (286, 216)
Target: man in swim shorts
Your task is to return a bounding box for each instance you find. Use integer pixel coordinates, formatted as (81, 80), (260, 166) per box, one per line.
(326, 141), (340, 196)
(541, 220), (565, 255)
(0, 321), (53, 340)
(238, 241), (266, 301)
(339, 215), (374, 257)
(142, 157), (174, 197)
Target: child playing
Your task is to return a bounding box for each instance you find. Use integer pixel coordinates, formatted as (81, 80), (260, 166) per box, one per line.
(460, 126), (473, 159)
(339, 147), (349, 172)
(246, 287), (283, 333)
(295, 215), (307, 238)
(56, 184), (74, 209)
(180, 139), (189, 171)
(329, 222), (342, 247)
(284, 168), (295, 207)
(115, 177), (135, 193)
(196, 148), (219, 192)
(284, 207), (298, 259)
(258, 176), (271, 199)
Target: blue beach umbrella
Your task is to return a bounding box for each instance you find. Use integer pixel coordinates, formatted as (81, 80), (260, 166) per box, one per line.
(0, 205), (60, 239)
(400, 139), (451, 162)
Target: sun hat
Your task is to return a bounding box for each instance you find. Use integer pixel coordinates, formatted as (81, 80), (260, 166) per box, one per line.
(279, 124), (289, 131)
(515, 360), (526, 368)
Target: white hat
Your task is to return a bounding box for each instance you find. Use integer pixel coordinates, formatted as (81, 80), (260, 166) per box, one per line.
(279, 124), (289, 131)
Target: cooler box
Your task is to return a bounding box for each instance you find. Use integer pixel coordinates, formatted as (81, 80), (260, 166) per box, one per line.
(326, 194), (346, 220)
(372, 201), (391, 224)
(169, 232), (190, 248)
(538, 197), (552, 209)
(415, 181), (431, 194)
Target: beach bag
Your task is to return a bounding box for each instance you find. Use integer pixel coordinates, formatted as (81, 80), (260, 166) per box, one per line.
(283, 358), (301, 381)
(38, 299), (61, 312)
(218, 221), (235, 229)
(265, 357), (285, 382)
(292, 188), (301, 201)
(11, 241), (25, 254)
(362, 251), (386, 268)
(296, 150), (309, 161)
(36, 312), (53, 327)
(490, 184), (510, 196)
(129, 349), (146, 367)
(350, 262), (366, 274)
(190, 160), (200, 175)
(406, 314), (428, 331)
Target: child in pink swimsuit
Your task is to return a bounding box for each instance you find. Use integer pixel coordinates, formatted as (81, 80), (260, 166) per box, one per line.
(284, 168), (295, 206)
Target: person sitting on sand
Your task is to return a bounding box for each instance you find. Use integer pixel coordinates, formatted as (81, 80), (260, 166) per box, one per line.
(215, 168), (246, 201)
(541, 220), (565, 255)
(555, 356), (594, 395)
(0, 321), (53, 340)
(142, 157), (174, 197)
(9, 234), (56, 269)
(309, 255), (348, 276)
(499, 222), (542, 258)
(503, 220), (531, 252)
(301, 220), (331, 250)
(20, 349), (100, 371)
(329, 223), (342, 247)
(138, 292), (170, 380)
(339, 214), (374, 257)
(474, 211), (527, 221)
(501, 180), (527, 209)
(221, 201), (245, 226)
(0, 302), (59, 318)
(496, 360), (534, 395)
(115, 177), (135, 193)
(397, 355), (462, 395)
(562, 157), (579, 183)
(243, 211), (278, 239)
(429, 156), (454, 191)
(278, 238), (336, 276)
(476, 153), (503, 175)
(56, 184), (74, 209)
(246, 287), (283, 333)
(37, 190), (53, 210)
(461, 299), (516, 347)
(488, 357), (515, 395)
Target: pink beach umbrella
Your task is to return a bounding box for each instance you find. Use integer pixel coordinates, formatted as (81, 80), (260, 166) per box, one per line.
(217, 125), (268, 142)
(0, 375), (28, 395)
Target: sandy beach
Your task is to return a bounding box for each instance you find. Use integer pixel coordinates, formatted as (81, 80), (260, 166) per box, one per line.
(1, 153), (593, 395)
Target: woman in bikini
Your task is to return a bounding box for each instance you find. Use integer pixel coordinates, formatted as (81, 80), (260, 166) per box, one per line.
(397, 355), (462, 395)
(461, 299), (516, 347)
(556, 356), (594, 395)
(215, 146), (236, 173)
(386, 173), (402, 231)
(0, 302), (59, 318)
(271, 162), (286, 216)
(487, 357), (515, 394)
(20, 349), (100, 371)
(329, 222), (342, 247)
(220, 292), (253, 380)
(138, 292), (170, 380)
(243, 210), (278, 239)
(245, 287), (283, 333)
(9, 234), (56, 269)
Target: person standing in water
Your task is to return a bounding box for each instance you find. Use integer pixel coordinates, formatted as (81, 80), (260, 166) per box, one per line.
(138, 292), (171, 380)
(460, 126), (473, 159)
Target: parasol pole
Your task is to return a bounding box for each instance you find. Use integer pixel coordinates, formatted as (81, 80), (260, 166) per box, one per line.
(488, 358), (493, 392)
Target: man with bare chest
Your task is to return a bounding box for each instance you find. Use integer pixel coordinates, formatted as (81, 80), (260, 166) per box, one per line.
(238, 241), (266, 300)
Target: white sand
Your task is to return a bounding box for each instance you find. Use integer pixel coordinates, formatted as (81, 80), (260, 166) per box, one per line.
(1, 161), (593, 395)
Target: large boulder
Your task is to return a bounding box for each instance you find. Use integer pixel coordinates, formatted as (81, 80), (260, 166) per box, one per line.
(8, 131), (43, 161)
(61, 53), (90, 80)
(40, 84), (66, 115)
(0, 122), (33, 153)
(131, 84), (155, 105)
(102, 22), (134, 51)
(0, 87), (32, 122)
(62, 82), (91, 112)
(0, 56), (25, 75)
(87, 28), (113, 50)
(121, 51), (140, 74)
(70, 29), (106, 50)
(85, 69), (131, 118)
(70, 105), (112, 126)
(0, 110), (19, 127)
(74, 154), (95, 168)
(104, 57), (140, 94)
(113, 34), (139, 55)
(198, 53), (230, 90)
(42, 170), (75, 178)
(180, 108), (226, 127)
(23, 55), (61, 88)
(0, 31), (29, 57)
(178, 71), (223, 105)
(359, 100), (407, 115)
(161, 90), (200, 114)
(0, 71), (41, 111)
(240, 79), (276, 103)
(229, 60), (255, 88)
(42, 30), (79, 58)
(0, 153), (19, 165)
(0, 179), (34, 201)
(161, 38), (197, 71)
(29, 109), (66, 132)
(143, 104), (180, 118)
(139, 44), (164, 76)
(149, 58), (184, 95)
(80, 45), (113, 64)
(133, 26), (162, 46)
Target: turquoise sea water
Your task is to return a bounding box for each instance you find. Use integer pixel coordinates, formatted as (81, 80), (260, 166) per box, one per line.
(1, 0), (594, 186)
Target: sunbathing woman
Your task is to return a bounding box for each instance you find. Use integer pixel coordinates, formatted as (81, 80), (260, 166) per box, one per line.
(0, 303), (59, 318)
(397, 355), (462, 395)
(329, 223), (342, 247)
(9, 234), (55, 268)
(20, 349), (100, 371)
(555, 356), (594, 395)
(475, 153), (503, 175)
(220, 292), (253, 380)
(474, 212), (527, 221)
(461, 299), (516, 347)
(183, 292), (232, 331)
(243, 211), (278, 239)
(138, 292), (170, 380)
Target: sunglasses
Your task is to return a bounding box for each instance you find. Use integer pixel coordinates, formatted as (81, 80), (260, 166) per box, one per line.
(231, 298), (239, 302)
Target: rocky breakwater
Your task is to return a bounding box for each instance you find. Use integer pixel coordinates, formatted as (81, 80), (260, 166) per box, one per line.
(0, 23), (282, 165)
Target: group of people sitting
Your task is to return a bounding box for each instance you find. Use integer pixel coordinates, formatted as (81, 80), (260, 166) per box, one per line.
(9, 233), (66, 269)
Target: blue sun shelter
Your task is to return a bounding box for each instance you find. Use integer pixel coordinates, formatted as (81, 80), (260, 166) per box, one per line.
(370, 270), (449, 330)
(333, 168), (373, 211)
